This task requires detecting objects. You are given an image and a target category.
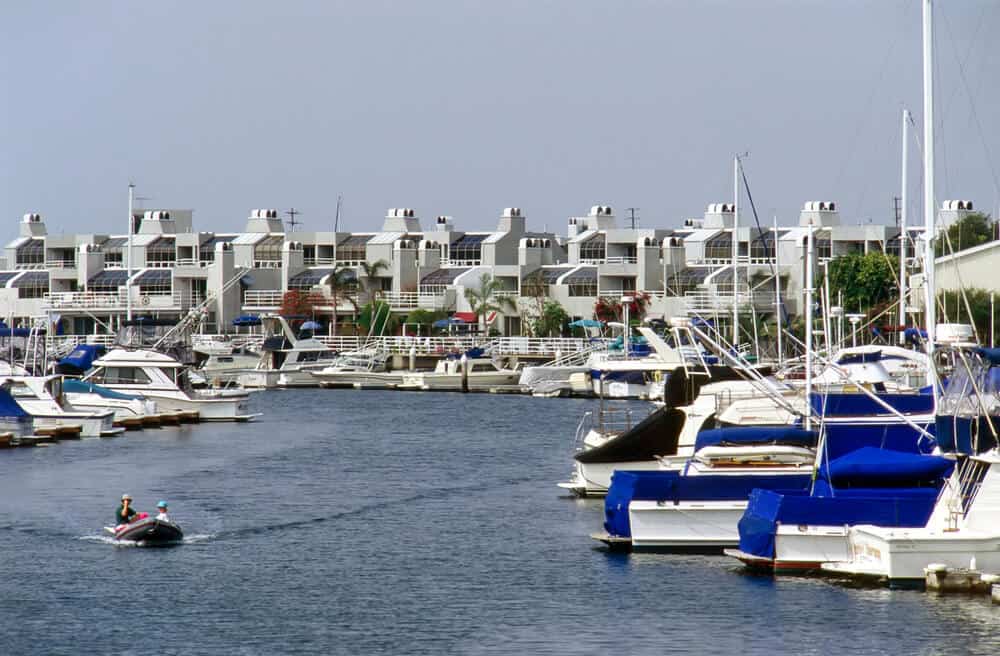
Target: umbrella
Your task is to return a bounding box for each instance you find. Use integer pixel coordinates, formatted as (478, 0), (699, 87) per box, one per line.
(568, 319), (603, 328)
(432, 317), (466, 329)
(300, 320), (323, 330)
(232, 315), (261, 327)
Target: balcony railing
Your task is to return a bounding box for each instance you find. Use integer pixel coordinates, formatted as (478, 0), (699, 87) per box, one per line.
(242, 290), (285, 308)
(44, 259), (77, 269)
(303, 257), (337, 266)
(175, 258), (211, 268)
(439, 258), (481, 267)
(381, 292), (450, 310)
(253, 260), (283, 269)
(42, 290), (203, 311)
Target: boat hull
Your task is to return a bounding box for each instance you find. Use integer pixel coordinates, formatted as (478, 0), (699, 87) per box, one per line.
(110, 518), (184, 544)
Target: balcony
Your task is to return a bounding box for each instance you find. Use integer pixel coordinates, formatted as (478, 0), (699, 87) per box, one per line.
(253, 260), (283, 269)
(303, 257), (337, 267)
(42, 290), (203, 312)
(381, 292), (450, 310)
(44, 259), (77, 269)
(439, 258), (481, 267)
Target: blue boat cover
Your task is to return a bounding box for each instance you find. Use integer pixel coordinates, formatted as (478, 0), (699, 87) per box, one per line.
(63, 379), (143, 401)
(810, 391), (933, 417)
(0, 386), (29, 417)
(737, 486), (941, 560)
(820, 419), (936, 460)
(694, 426), (818, 452)
(56, 344), (106, 373)
(232, 315), (261, 326)
(603, 470), (811, 538)
(819, 447), (953, 487)
(836, 351), (883, 365)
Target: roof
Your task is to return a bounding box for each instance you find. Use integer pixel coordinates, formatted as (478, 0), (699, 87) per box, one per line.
(563, 266), (597, 283)
(481, 232), (507, 244)
(338, 234), (372, 247)
(288, 268), (335, 289)
(567, 229), (598, 245)
(421, 267), (469, 285)
(11, 271), (48, 287)
(367, 232), (405, 245)
(5, 237), (30, 250)
(135, 269), (172, 284)
(146, 236), (176, 254)
(232, 233), (269, 245)
(681, 228), (725, 244)
(0, 271), (22, 287)
(130, 234), (159, 247)
(450, 233), (489, 247)
(526, 266), (575, 284)
(16, 238), (44, 255)
(89, 269), (130, 287)
(102, 237), (128, 249)
(254, 235), (284, 249)
(936, 239), (1000, 264)
(666, 267), (714, 288)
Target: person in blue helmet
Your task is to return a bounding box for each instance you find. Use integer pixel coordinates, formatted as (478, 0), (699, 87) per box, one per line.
(155, 500), (170, 521)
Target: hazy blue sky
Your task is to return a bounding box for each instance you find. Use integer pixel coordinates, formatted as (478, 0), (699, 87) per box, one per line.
(2, 1), (998, 236)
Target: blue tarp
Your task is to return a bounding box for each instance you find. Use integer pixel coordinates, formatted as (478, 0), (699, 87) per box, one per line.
(56, 344), (106, 373)
(819, 420), (937, 460)
(0, 386), (29, 417)
(63, 379), (143, 401)
(975, 347), (1000, 365)
(603, 470), (811, 538)
(568, 319), (603, 328)
(737, 486), (941, 560)
(820, 447), (954, 487)
(810, 391), (934, 418)
(694, 426), (818, 452)
(232, 315), (261, 326)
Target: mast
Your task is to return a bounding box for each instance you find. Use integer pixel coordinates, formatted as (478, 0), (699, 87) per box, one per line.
(126, 183), (135, 322)
(900, 109), (909, 343)
(805, 219), (815, 431)
(732, 155), (740, 347)
(774, 214), (783, 365)
(922, 0), (936, 364)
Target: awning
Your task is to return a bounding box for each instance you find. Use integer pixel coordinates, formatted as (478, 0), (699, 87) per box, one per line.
(453, 312), (477, 323)
(421, 267), (469, 285)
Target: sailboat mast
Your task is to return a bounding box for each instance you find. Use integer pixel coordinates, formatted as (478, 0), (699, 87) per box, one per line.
(732, 155), (740, 347)
(922, 0), (936, 360)
(805, 220), (814, 431)
(900, 109), (909, 343)
(126, 183), (135, 322)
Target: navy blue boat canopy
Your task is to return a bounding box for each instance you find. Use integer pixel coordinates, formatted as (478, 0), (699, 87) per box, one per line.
(232, 315), (261, 326)
(0, 386), (29, 417)
(694, 426), (818, 452)
(56, 344), (106, 374)
(819, 447), (954, 487)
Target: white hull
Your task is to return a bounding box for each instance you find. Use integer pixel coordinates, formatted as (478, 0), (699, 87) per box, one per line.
(102, 386), (252, 421)
(772, 525), (852, 571)
(311, 370), (408, 388)
(402, 371), (519, 391)
(32, 412), (117, 437)
(629, 500), (746, 549)
(559, 460), (663, 497)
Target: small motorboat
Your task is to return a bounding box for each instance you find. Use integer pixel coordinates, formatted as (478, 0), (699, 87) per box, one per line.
(104, 514), (183, 544)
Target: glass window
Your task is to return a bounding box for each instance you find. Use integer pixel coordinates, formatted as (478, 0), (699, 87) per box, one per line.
(579, 235), (606, 262)
(101, 367), (151, 385)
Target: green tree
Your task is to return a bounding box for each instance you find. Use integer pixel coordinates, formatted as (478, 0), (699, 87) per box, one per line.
(359, 259), (390, 304)
(326, 266), (359, 336)
(534, 300), (570, 337)
(357, 300), (399, 336)
(827, 252), (899, 315)
(937, 288), (998, 346)
(404, 308), (446, 335)
(935, 212), (995, 257)
(463, 273), (517, 333)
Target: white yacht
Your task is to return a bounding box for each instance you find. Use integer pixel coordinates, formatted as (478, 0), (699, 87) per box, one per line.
(62, 379), (158, 429)
(307, 348), (402, 388)
(3, 375), (121, 437)
(399, 350), (519, 391)
(237, 315), (337, 388)
(85, 348), (256, 421)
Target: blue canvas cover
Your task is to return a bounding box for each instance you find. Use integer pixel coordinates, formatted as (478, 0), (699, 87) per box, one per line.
(737, 486), (942, 560)
(232, 315), (261, 326)
(55, 344), (106, 374)
(820, 420), (936, 460)
(63, 379), (143, 401)
(0, 386), (29, 418)
(603, 470), (811, 538)
(694, 426), (818, 452)
(820, 447), (954, 487)
(811, 391), (933, 418)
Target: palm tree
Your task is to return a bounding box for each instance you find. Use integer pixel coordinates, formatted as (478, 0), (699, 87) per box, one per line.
(360, 259), (389, 305)
(326, 266), (358, 336)
(463, 273), (517, 335)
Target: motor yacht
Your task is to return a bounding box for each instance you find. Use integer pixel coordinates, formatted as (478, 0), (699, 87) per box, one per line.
(2, 375), (121, 437)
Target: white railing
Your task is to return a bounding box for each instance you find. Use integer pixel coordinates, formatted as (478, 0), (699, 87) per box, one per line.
(175, 258), (210, 268)
(684, 290), (779, 315)
(578, 258), (605, 265)
(304, 257), (337, 266)
(335, 259), (365, 267)
(381, 292), (449, 309)
(493, 290), (519, 298)
(44, 259), (77, 269)
(253, 260), (283, 269)
(603, 256), (638, 265)
(699, 256), (776, 266)
(242, 290), (284, 307)
(439, 258), (481, 267)
(42, 290), (202, 311)
(145, 260), (176, 268)
(14, 262), (46, 270)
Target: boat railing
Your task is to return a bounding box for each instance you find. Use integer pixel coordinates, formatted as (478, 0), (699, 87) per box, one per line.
(573, 411), (593, 450)
(595, 406), (634, 436)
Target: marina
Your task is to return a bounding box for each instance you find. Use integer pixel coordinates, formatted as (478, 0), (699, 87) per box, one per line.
(4, 0), (1000, 653)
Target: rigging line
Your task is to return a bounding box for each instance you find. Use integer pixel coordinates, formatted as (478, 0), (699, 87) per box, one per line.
(937, 0), (991, 124)
(940, 7), (1000, 201)
(830, 0), (909, 200)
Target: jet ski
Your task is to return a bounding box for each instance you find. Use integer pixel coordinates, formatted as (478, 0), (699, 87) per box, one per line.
(104, 514), (183, 544)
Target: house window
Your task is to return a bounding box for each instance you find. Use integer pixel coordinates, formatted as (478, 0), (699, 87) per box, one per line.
(146, 237), (176, 267)
(579, 235), (606, 262)
(704, 232), (733, 260)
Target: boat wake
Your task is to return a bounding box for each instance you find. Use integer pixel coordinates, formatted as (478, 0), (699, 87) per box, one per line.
(77, 533), (215, 547)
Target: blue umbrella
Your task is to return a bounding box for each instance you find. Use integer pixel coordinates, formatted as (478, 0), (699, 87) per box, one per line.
(568, 319), (603, 328)
(300, 320), (323, 330)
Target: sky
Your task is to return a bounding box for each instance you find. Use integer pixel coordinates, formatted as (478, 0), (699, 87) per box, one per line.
(2, 1), (999, 237)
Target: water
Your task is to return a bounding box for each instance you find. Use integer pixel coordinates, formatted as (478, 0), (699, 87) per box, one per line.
(0, 390), (997, 655)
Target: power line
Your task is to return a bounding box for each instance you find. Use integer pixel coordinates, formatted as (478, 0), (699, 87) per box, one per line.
(285, 207), (303, 231)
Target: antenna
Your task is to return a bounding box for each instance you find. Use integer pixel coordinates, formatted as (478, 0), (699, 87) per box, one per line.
(626, 207), (639, 230)
(334, 195), (343, 233)
(285, 207), (303, 231)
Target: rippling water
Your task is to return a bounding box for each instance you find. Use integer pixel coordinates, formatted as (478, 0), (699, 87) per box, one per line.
(0, 390), (997, 655)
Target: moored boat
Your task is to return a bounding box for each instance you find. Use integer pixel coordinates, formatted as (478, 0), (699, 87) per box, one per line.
(105, 516), (184, 544)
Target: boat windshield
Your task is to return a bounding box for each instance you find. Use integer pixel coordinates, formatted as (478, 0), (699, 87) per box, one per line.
(938, 350), (1000, 418)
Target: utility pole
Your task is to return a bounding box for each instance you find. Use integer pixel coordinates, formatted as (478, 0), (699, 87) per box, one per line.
(285, 208), (303, 232)
(626, 207), (639, 230)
